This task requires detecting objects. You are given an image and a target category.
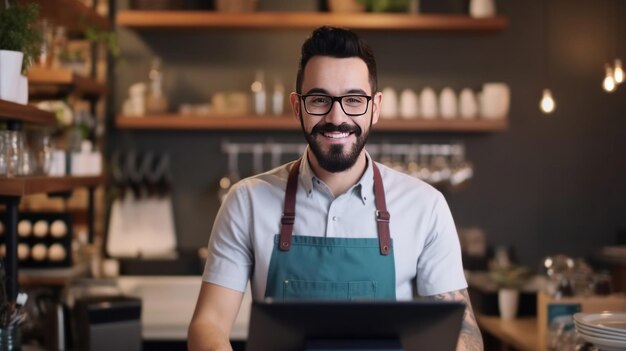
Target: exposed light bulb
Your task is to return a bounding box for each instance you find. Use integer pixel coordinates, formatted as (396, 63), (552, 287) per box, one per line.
(540, 89), (556, 114)
(603, 64), (616, 92)
(614, 59), (624, 84)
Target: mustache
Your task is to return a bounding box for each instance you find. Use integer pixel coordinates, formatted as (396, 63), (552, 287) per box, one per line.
(311, 123), (362, 136)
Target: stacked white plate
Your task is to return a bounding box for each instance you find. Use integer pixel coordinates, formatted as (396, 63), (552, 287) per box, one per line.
(574, 312), (626, 351)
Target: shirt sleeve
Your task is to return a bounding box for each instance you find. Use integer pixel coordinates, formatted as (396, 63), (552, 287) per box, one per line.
(416, 191), (468, 296)
(202, 181), (253, 293)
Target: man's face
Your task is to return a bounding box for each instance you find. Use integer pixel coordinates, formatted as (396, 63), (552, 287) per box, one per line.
(292, 56), (381, 173)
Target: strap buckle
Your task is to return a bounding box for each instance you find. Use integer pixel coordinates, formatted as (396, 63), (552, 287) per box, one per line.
(375, 210), (390, 222)
(281, 212), (295, 225)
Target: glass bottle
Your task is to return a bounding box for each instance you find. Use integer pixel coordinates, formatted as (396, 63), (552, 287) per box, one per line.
(51, 26), (67, 69)
(146, 57), (168, 115)
(38, 19), (53, 67)
(272, 77), (284, 115)
(251, 70), (266, 115)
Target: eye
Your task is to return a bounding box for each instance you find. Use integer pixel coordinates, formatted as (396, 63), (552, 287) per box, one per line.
(344, 96), (365, 105)
(309, 95), (331, 105)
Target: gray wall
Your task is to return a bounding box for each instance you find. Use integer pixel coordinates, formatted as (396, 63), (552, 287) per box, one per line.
(110, 0), (626, 268)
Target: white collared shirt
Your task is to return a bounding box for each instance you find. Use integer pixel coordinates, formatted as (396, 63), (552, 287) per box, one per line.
(203, 151), (467, 300)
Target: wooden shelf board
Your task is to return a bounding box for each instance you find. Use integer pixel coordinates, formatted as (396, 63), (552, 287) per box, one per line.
(0, 175), (106, 197)
(117, 11), (508, 31)
(375, 117), (508, 131)
(0, 99), (56, 124)
(18, 262), (89, 286)
(19, 0), (110, 32)
(117, 115), (300, 130)
(116, 114), (507, 132)
(28, 66), (108, 98)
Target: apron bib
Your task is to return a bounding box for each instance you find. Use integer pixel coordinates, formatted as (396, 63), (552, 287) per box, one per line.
(264, 159), (396, 300)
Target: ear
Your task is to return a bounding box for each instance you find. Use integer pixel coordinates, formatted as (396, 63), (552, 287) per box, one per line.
(371, 91), (382, 125)
(289, 92), (301, 122)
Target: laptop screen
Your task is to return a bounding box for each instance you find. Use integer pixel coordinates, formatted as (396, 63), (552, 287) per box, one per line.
(246, 300), (465, 351)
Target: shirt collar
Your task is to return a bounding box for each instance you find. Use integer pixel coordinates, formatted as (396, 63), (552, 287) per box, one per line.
(298, 148), (375, 204)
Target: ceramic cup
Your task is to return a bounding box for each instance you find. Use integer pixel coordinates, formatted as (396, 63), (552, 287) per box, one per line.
(0, 50), (24, 103)
(420, 87), (438, 119)
(480, 82), (510, 119)
(381, 87), (398, 119)
(399, 89), (419, 119)
(439, 87), (458, 119)
(469, 0), (496, 18)
(16, 75), (28, 105)
(459, 88), (479, 119)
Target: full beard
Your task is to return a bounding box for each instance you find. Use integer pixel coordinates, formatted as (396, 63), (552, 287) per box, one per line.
(300, 112), (372, 173)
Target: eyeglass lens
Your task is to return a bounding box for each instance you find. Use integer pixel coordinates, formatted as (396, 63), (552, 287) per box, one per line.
(303, 95), (370, 116)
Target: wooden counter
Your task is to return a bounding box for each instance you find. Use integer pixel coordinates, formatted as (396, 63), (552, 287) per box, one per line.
(477, 315), (544, 351)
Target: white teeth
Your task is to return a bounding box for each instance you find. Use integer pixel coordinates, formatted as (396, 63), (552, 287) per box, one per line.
(323, 132), (349, 139)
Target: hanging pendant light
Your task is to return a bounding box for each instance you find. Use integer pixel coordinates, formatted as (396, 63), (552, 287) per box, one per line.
(603, 63), (617, 92)
(539, 2), (556, 115)
(613, 59), (624, 84)
(540, 89), (556, 114)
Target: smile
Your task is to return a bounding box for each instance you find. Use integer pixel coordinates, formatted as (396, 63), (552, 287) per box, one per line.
(322, 132), (351, 139)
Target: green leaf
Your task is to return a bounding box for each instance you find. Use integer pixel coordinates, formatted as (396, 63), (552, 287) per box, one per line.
(0, 2), (42, 72)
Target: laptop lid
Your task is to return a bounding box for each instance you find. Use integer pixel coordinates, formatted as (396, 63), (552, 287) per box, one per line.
(246, 300), (465, 351)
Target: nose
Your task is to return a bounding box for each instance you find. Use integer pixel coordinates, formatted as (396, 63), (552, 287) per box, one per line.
(324, 99), (349, 125)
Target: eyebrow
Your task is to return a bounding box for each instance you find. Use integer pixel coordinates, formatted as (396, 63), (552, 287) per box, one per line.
(304, 88), (370, 95)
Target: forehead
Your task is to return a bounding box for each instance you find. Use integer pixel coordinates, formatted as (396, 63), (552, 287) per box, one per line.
(302, 56), (371, 94)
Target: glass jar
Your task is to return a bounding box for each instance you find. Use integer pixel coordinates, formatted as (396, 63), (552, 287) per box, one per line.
(0, 131), (7, 176)
(0, 325), (21, 351)
(5, 130), (24, 178)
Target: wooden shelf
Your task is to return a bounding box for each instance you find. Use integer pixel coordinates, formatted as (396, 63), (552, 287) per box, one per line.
(19, 0), (110, 33)
(0, 99), (56, 124)
(117, 11), (508, 32)
(0, 175), (106, 197)
(28, 66), (108, 98)
(18, 262), (89, 286)
(375, 117), (507, 132)
(117, 115), (300, 130)
(116, 114), (507, 132)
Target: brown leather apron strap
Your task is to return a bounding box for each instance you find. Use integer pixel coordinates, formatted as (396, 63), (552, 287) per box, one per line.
(279, 159), (301, 251)
(279, 158), (391, 255)
(372, 163), (391, 256)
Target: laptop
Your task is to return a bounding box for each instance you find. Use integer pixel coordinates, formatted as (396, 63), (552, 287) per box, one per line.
(245, 300), (465, 351)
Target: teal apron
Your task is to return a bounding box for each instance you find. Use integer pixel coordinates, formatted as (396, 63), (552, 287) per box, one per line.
(264, 159), (396, 300)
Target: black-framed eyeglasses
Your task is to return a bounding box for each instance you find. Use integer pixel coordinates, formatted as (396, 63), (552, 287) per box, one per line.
(298, 94), (372, 117)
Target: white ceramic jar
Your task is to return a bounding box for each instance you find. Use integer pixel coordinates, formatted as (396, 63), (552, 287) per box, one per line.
(399, 89), (419, 119)
(420, 87), (438, 119)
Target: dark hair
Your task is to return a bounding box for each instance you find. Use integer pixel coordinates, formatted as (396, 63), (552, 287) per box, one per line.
(295, 26), (377, 94)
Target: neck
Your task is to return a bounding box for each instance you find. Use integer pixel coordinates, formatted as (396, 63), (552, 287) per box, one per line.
(307, 149), (368, 197)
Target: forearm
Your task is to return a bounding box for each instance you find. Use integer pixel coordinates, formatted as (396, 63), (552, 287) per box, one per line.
(424, 289), (484, 351)
(455, 304), (483, 351)
(188, 319), (233, 351)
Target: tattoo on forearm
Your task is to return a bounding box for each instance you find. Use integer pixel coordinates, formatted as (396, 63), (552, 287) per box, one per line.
(424, 289), (484, 351)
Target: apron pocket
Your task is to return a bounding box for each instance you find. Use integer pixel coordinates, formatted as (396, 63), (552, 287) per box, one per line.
(283, 280), (377, 300)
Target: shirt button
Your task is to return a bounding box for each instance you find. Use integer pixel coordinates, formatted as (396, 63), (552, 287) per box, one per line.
(332, 216), (338, 221)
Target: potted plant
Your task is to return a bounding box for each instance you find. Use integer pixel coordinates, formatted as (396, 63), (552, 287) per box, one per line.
(56, 23), (120, 75)
(489, 263), (531, 320)
(0, 1), (41, 103)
